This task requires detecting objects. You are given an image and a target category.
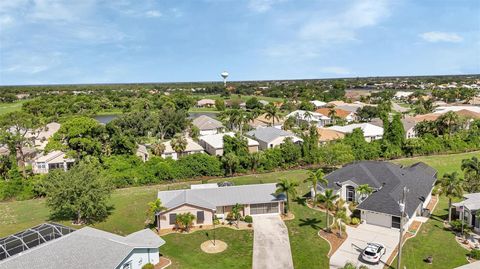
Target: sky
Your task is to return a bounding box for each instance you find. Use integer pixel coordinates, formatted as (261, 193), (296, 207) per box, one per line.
(0, 0), (479, 85)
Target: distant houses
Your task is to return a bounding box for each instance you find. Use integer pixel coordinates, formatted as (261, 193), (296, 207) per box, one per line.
(160, 138), (204, 160)
(196, 98), (216, 108)
(246, 127), (302, 150)
(32, 151), (75, 174)
(328, 123), (384, 142)
(248, 113), (284, 129)
(315, 107), (358, 123)
(370, 117), (418, 139)
(316, 128), (345, 144)
(286, 110), (331, 127)
(309, 100), (327, 109)
(192, 115), (224, 136)
(199, 132), (259, 156)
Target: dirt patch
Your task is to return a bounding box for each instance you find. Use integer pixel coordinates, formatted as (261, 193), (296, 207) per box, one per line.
(318, 229), (347, 257)
(200, 240), (228, 253)
(281, 212), (295, 221)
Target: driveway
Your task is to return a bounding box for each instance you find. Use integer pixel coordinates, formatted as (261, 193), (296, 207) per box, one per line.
(252, 214), (294, 269)
(330, 223), (399, 269)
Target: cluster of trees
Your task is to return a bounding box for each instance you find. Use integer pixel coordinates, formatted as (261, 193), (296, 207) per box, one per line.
(432, 88), (477, 103)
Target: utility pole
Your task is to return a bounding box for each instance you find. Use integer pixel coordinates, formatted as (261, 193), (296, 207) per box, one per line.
(397, 186), (407, 269)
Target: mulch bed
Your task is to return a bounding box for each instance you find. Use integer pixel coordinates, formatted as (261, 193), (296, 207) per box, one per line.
(426, 195), (439, 212)
(318, 229), (347, 257)
(154, 257), (172, 269)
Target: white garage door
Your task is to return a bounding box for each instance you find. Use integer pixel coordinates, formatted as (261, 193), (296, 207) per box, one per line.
(363, 211), (392, 228)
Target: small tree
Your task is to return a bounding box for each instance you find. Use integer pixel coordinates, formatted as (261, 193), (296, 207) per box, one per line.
(171, 134), (188, 157)
(231, 203), (244, 229)
(304, 169), (327, 205)
(264, 103), (280, 126)
(356, 184), (374, 202)
(176, 212), (196, 232)
(151, 141), (166, 156)
(146, 198), (167, 225)
(276, 178), (299, 214)
(222, 153), (239, 176)
(316, 188), (339, 232)
(333, 198), (348, 237)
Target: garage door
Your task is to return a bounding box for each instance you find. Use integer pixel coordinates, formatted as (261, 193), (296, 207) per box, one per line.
(250, 203), (279, 215)
(363, 211), (391, 228)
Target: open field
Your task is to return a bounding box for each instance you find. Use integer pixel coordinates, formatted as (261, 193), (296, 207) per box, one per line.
(0, 101), (25, 115)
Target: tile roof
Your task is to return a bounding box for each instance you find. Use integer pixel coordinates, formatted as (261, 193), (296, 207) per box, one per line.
(0, 227), (165, 269)
(158, 183), (286, 211)
(316, 128), (345, 142)
(319, 161), (437, 217)
(315, 108), (352, 119)
(192, 115), (224, 130)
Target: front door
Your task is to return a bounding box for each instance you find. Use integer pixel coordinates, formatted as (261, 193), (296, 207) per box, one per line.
(346, 186), (355, 202)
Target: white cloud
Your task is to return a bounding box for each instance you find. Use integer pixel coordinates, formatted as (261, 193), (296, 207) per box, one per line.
(2, 51), (63, 75)
(145, 10), (162, 18)
(248, 0), (282, 13)
(0, 15), (14, 28)
(420, 31), (463, 43)
(319, 66), (351, 75)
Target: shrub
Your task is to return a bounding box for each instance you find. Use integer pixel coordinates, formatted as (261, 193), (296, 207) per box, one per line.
(450, 220), (463, 232)
(350, 217), (360, 225)
(244, 215), (253, 223)
(470, 249), (480, 260)
(142, 263), (154, 269)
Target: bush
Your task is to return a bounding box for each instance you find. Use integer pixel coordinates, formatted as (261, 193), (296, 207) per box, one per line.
(142, 263), (154, 269)
(244, 215), (253, 223)
(450, 220), (463, 232)
(350, 217), (360, 225)
(470, 249), (480, 260)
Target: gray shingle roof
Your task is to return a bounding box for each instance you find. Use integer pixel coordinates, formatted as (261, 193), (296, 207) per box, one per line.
(158, 183), (286, 211)
(319, 161), (437, 217)
(246, 127), (297, 144)
(0, 227), (165, 269)
(192, 115), (224, 130)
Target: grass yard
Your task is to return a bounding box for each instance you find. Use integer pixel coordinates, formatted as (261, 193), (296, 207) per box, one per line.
(161, 228), (253, 269)
(0, 101), (25, 115)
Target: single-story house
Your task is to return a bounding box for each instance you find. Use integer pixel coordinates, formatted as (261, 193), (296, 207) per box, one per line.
(192, 115), (224, 136)
(453, 193), (480, 233)
(196, 99), (216, 108)
(199, 132), (259, 156)
(32, 151), (75, 174)
(394, 91), (414, 99)
(248, 113), (284, 129)
(310, 100), (327, 109)
(327, 123), (384, 142)
(0, 223), (165, 269)
(160, 138), (204, 160)
(315, 107), (358, 123)
(156, 183), (286, 230)
(246, 127), (302, 150)
(285, 110), (331, 127)
(136, 144), (150, 162)
(370, 117), (418, 139)
(316, 128), (345, 144)
(316, 161), (437, 230)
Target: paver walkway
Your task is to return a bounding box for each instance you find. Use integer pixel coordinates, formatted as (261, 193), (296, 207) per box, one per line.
(252, 215), (294, 269)
(330, 223), (399, 269)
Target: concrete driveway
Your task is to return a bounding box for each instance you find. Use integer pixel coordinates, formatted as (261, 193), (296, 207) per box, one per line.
(252, 214), (294, 269)
(330, 223), (399, 269)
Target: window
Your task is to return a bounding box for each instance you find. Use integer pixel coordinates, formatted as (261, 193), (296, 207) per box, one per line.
(250, 203), (279, 215)
(392, 216), (401, 229)
(346, 186), (355, 202)
(169, 213), (177, 225)
(197, 211), (205, 224)
(216, 206), (224, 214)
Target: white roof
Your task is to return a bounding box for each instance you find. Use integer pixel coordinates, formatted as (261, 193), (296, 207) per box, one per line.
(453, 193), (480, 211)
(199, 132), (259, 149)
(434, 106), (480, 114)
(162, 138), (204, 154)
(286, 110), (330, 121)
(23, 122), (61, 150)
(34, 151), (74, 163)
(328, 123), (384, 137)
(394, 91), (414, 98)
(310, 100), (327, 107)
(197, 99), (216, 105)
(190, 183), (219, 189)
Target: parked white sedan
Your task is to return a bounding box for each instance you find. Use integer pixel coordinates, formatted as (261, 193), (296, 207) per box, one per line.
(361, 243), (386, 264)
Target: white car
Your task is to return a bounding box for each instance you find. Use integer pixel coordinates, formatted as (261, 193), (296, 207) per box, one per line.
(361, 243), (386, 264)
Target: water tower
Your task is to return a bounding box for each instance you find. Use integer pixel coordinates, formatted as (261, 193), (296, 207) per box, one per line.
(220, 71), (229, 87)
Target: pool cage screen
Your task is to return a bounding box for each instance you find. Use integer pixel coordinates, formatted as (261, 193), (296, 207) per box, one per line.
(0, 223), (75, 261)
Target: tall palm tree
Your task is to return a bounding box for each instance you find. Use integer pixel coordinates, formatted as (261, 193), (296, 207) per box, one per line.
(316, 188), (339, 232)
(304, 169), (327, 205)
(438, 111), (460, 137)
(264, 103), (280, 126)
(437, 172), (464, 222)
(461, 156), (480, 192)
(151, 141), (166, 156)
(328, 108), (338, 124)
(231, 203), (244, 229)
(275, 178), (299, 214)
(356, 184), (374, 202)
(171, 134), (187, 157)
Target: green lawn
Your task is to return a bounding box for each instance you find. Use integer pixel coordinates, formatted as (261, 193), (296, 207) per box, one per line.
(161, 228), (253, 269)
(0, 101), (26, 115)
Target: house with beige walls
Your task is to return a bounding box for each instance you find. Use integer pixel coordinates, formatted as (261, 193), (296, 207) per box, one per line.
(198, 132), (259, 156)
(156, 183), (286, 230)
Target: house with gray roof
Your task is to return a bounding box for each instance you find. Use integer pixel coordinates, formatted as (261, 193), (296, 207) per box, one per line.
(316, 161), (437, 230)
(0, 225), (165, 269)
(453, 193), (480, 233)
(156, 183), (286, 230)
(370, 117), (418, 139)
(192, 115), (224, 135)
(246, 127), (302, 150)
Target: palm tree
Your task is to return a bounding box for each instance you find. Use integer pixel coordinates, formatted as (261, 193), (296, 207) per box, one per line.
(356, 184), (374, 202)
(231, 203), (244, 229)
(333, 199), (348, 237)
(171, 134), (187, 157)
(151, 141), (166, 156)
(316, 188), (339, 232)
(222, 153), (239, 176)
(249, 151), (263, 172)
(438, 111), (460, 137)
(146, 198), (167, 225)
(461, 156), (480, 192)
(275, 178), (299, 214)
(264, 103), (280, 126)
(328, 108), (338, 124)
(176, 212), (196, 232)
(437, 172), (464, 222)
(304, 169), (327, 205)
